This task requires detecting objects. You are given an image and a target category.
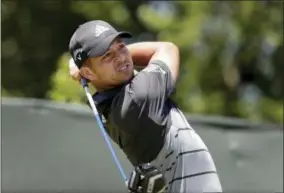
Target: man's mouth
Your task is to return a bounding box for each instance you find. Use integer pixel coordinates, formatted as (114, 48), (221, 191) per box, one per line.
(118, 64), (129, 71)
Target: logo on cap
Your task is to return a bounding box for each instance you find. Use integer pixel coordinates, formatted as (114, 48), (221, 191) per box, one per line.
(73, 48), (83, 61)
(95, 25), (110, 37)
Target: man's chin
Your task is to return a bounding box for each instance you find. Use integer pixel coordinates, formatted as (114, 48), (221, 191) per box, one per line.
(111, 78), (130, 87)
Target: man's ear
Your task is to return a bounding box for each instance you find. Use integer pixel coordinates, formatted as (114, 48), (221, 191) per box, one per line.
(79, 65), (96, 81)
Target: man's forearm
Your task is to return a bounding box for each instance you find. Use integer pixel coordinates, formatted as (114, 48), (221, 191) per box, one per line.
(127, 41), (180, 81)
(127, 42), (163, 67)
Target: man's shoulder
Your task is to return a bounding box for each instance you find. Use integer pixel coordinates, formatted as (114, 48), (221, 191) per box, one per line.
(109, 86), (138, 117)
(106, 88), (145, 135)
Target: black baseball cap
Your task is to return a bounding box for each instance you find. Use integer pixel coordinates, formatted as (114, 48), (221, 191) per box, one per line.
(69, 20), (132, 68)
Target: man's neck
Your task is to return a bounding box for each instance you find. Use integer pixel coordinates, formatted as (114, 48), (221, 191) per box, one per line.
(91, 75), (135, 93)
(91, 82), (124, 93)
(92, 84), (114, 93)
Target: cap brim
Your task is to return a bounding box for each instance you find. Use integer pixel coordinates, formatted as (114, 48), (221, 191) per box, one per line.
(88, 31), (132, 58)
(117, 31), (132, 38)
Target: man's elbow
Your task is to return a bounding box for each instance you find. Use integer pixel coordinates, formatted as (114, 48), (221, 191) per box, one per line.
(159, 42), (180, 62)
(156, 42), (180, 79)
(159, 42), (179, 52)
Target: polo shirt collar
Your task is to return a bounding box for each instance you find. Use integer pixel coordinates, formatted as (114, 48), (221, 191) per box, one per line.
(92, 85), (124, 106)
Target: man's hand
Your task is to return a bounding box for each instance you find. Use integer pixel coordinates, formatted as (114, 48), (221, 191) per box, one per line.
(68, 58), (81, 82)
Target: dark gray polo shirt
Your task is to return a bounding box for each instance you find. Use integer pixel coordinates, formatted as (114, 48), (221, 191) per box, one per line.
(91, 60), (175, 166)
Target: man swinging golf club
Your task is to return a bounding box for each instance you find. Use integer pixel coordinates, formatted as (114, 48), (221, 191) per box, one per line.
(68, 20), (223, 193)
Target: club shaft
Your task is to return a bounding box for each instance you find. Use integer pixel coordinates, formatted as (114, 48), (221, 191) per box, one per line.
(81, 79), (128, 183)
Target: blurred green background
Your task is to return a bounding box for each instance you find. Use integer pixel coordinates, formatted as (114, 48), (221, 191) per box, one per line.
(2, 0), (283, 124)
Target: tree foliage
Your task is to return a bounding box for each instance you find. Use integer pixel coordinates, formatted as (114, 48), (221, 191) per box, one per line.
(2, 1), (283, 124)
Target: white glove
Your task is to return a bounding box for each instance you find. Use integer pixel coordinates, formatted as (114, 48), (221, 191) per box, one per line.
(68, 58), (81, 82)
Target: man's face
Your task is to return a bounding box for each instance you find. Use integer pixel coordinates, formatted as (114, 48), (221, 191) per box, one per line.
(82, 37), (134, 88)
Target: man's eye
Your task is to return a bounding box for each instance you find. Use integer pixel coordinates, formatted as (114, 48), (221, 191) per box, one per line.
(103, 52), (111, 59)
(119, 43), (125, 49)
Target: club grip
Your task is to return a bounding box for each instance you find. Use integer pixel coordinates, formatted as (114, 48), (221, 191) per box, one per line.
(80, 78), (88, 88)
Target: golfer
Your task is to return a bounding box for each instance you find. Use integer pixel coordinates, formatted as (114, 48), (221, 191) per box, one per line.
(68, 20), (222, 193)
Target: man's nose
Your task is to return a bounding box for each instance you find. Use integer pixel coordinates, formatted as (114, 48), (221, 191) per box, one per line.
(114, 53), (125, 63)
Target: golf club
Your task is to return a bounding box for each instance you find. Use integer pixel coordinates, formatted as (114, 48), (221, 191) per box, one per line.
(80, 78), (128, 186)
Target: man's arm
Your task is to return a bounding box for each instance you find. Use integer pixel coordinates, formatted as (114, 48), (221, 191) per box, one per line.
(117, 42), (180, 133)
(127, 42), (180, 82)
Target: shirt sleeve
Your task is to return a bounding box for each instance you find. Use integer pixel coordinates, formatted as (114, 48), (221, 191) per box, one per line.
(126, 60), (175, 116)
